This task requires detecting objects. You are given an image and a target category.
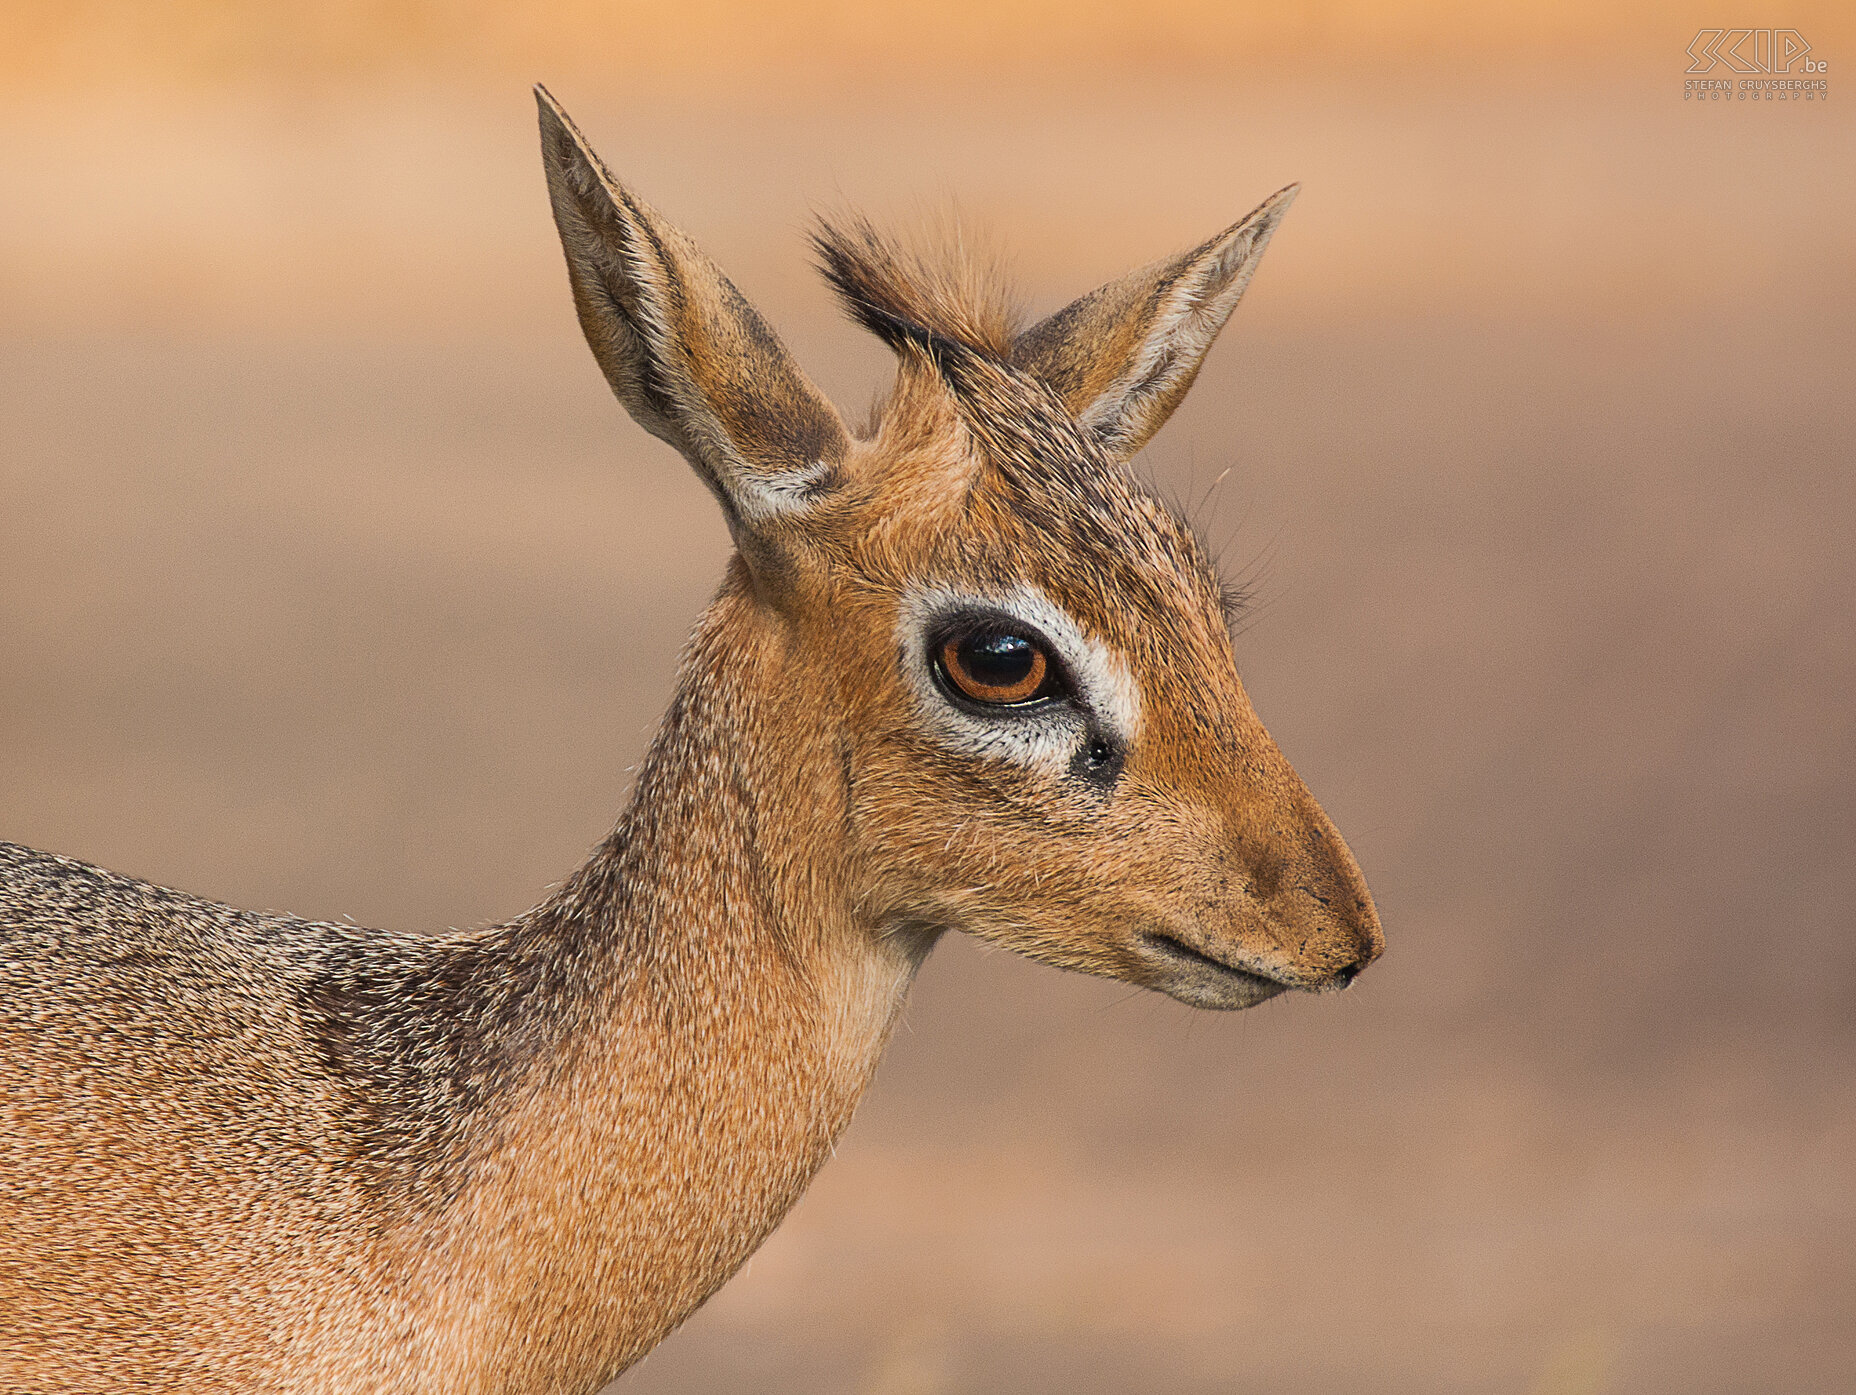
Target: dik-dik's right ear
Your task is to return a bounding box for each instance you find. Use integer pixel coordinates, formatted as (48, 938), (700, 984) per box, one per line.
(537, 86), (851, 541)
(1010, 186), (1297, 463)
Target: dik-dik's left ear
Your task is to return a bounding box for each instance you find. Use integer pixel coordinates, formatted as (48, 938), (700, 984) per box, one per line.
(1010, 186), (1297, 463)
(537, 86), (851, 542)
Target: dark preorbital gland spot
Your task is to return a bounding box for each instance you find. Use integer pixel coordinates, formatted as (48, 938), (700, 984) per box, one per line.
(1070, 734), (1124, 789)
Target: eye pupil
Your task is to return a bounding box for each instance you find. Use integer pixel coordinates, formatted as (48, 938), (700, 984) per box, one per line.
(938, 628), (1053, 706)
(963, 633), (1033, 687)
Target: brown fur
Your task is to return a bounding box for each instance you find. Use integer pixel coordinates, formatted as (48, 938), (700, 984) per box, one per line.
(0, 86), (1381, 1392)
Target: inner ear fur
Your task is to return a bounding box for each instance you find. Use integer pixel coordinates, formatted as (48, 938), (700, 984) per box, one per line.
(1010, 185), (1297, 461)
(536, 86), (851, 535)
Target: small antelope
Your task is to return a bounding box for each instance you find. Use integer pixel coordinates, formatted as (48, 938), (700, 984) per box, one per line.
(0, 88), (1382, 1392)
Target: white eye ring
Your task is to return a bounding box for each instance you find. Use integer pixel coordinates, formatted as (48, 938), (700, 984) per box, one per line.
(896, 583), (1141, 778)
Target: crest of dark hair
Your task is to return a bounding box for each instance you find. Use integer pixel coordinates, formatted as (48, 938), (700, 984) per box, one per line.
(810, 213), (1023, 364)
(812, 213), (1238, 648)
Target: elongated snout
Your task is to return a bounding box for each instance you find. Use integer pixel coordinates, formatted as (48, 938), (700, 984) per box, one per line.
(1142, 730), (1383, 1011)
(1224, 714), (1384, 991)
(1260, 795), (1383, 990)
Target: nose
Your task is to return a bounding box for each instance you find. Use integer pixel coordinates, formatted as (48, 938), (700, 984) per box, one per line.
(1215, 717), (1384, 993)
(1330, 933), (1383, 986)
(1324, 902), (1384, 990)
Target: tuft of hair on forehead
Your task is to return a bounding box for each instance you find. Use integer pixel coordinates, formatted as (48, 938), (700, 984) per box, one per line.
(812, 214), (1245, 651)
(812, 212), (1022, 362)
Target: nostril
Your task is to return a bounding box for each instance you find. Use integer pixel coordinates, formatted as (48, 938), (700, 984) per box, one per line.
(1330, 960), (1361, 990)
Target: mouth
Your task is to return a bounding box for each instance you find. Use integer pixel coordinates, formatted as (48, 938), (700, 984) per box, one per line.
(1139, 930), (1290, 1011)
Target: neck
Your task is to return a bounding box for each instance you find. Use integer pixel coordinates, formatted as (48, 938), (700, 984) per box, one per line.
(394, 580), (931, 1392)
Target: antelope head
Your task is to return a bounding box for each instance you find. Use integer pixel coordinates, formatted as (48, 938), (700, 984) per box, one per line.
(538, 87), (1382, 1012)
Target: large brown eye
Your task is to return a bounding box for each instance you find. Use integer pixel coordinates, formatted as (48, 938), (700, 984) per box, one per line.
(938, 629), (1053, 706)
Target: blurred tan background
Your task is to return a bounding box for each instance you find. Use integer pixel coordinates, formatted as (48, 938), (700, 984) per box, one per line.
(3, 3), (1853, 1391)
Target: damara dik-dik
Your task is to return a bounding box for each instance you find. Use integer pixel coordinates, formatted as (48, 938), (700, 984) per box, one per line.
(0, 87), (1382, 1393)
